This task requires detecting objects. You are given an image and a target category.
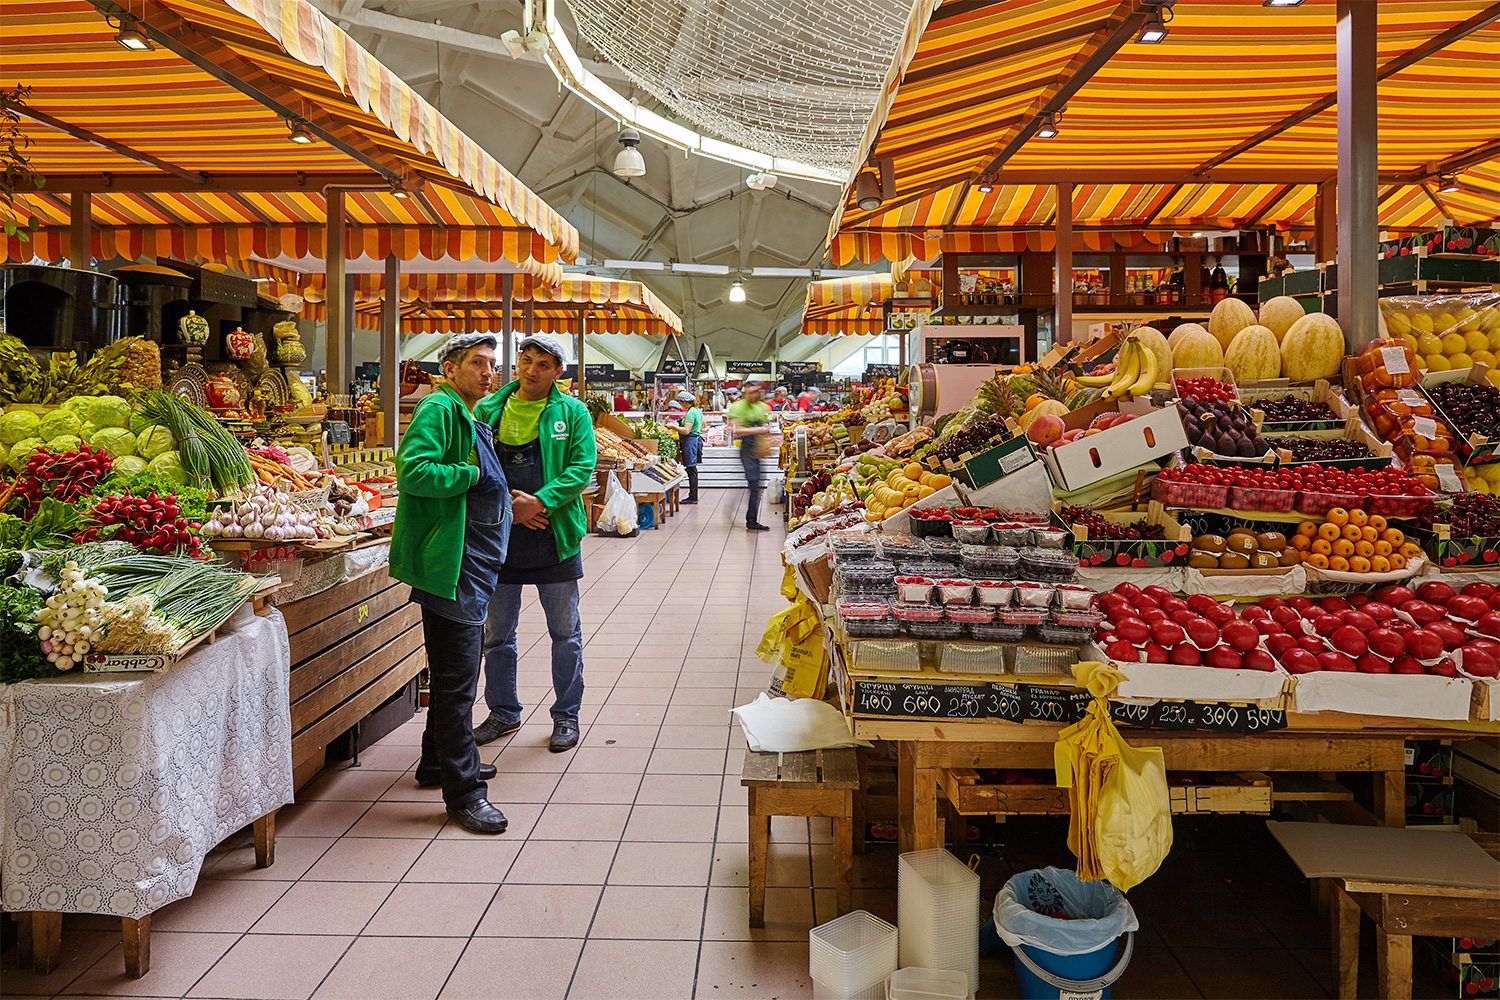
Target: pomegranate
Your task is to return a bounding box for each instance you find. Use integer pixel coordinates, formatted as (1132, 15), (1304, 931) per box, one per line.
(1220, 620), (1261, 653)
(1360, 601), (1397, 623)
(1115, 618), (1151, 645)
(1143, 643), (1170, 663)
(1329, 626), (1369, 658)
(1169, 643), (1202, 665)
(1461, 645), (1500, 678)
(1253, 618), (1286, 637)
(1404, 628), (1445, 660)
(1357, 653), (1393, 674)
(1183, 617), (1222, 650)
(1388, 619), (1416, 636)
(1461, 582), (1497, 600)
(1185, 594), (1219, 616)
(1392, 655), (1425, 675)
(1320, 596), (1353, 614)
(1150, 621), (1187, 648)
(1416, 581), (1457, 606)
(1265, 634), (1299, 658)
(1367, 628), (1406, 659)
(1105, 639), (1141, 662)
(1347, 593), (1373, 608)
(1317, 651), (1358, 672)
(1477, 612), (1500, 639)
(1205, 645), (1243, 670)
(1339, 610), (1378, 633)
(1242, 649), (1277, 672)
(1281, 648), (1322, 674)
(1375, 585), (1416, 607)
(1403, 601), (1445, 627)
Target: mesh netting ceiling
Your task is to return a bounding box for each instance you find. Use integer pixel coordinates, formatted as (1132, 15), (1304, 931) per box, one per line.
(565, 0), (914, 174)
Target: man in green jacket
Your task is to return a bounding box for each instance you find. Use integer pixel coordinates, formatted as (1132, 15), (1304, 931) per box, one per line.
(472, 334), (597, 753)
(391, 333), (512, 834)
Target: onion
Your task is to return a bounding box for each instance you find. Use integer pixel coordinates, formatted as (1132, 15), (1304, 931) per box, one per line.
(38, 626), (51, 641)
(46, 651), (58, 662)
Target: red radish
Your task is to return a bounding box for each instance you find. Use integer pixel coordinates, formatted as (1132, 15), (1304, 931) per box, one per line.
(1360, 602), (1397, 622)
(1240, 606), (1270, 622)
(1105, 639), (1141, 662)
(1393, 655), (1426, 675)
(1339, 610), (1378, 633)
(1142, 585), (1174, 603)
(1203, 604), (1236, 628)
(1416, 581), (1456, 606)
(1288, 597), (1315, 613)
(1281, 649), (1322, 674)
(1271, 606), (1303, 628)
(1298, 635), (1328, 654)
(1254, 618), (1286, 636)
(1115, 618), (1150, 644)
(1428, 657), (1458, 678)
(1318, 651), (1358, 672)
(1311, 614), (1344, 638)
(1143, 643), (1170, 663)
(1114, 583), (1142, 599)
(1320, 596), (1353, 614)
(1242, 649), (1277, 672)
(1367, 628), (1406, 659)
(1428, 621), (1467, 652)
(1205, 645), (1242, 670)
(1169, 644), (1202, 665)
(1461, 645), (1500, 678)
(1375, 585), (1416, 607)
(1184, 617), (1221, 650)
(1347, 593), (1373, 608)
(1159, 596), (1189, 616)
(1404, 602), (1445, 627)
(1330, 626), (1369, 658)
(1461, 582), (1497, 600)
(1220, 620), (1260, 653)
(1357, 653), (1393, 674)
(1150, 621), (1186, 648)
(1139, 608), (1169, 626)
(1405, 628), (1444, 660)
(1265, 634), (1299, 658)
(1186, 594), (1219, 615)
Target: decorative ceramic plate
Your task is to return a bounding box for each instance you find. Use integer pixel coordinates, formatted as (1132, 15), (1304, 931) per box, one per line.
(258, 370), (290, 405)
(170, 364), (209, 408)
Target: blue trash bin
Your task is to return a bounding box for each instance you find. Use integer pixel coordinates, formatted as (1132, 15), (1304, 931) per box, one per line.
(637, 502), (656, 529)
(993, 868), (1138, 1000)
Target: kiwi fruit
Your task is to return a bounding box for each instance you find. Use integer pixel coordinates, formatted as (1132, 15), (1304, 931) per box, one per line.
(1188, 552), (1221, 569)
(1193, 534), (1227, 554)
(1250, 551), (1279, 569)
(1218, 552), (1251, 570)
(1256, 531), (1288, 552)
(1225, 532), (1257, 556)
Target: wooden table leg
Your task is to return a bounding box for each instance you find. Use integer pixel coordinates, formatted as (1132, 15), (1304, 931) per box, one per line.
(913, 765), (939, 852)
(123, 914), (150, 978)
(1377, 928), (1413, 1000)
(31, 911), (61, 976)
(748, 794), (769, 929)
(1333, 884), (1361, 1000)
(898, 742), (915, 855)
(14, 912), (33, 965)
(833, 790), (854, 917)
(1373, 769), (1406, 828)
(254, 810), (276, 868)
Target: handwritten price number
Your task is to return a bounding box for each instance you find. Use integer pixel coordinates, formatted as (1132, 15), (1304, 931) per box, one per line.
(858, 691), (893, 713)
(1156, 703), (1192, 726)
(1028, 698), (1066, 721)
(1113, 702), (1152, 726)
(945, 693), (982, 718)
(903, 694), (942, 715)
(1200, 705), (1240, 730)
(986, 690), (1022, 721)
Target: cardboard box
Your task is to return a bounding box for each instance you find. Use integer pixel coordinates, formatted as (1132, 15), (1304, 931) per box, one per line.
(797, 556), (834, 605)
(1236, 378), (1350, 431)
(1268, 415), (1394, 469)
(1041, 402), (1188, 492)
(942, 436), (1039, 490)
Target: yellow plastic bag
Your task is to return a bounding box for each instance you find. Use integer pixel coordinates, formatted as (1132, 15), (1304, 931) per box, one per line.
(754, 597), (829, 699)
(1055, 696), (1173, 892)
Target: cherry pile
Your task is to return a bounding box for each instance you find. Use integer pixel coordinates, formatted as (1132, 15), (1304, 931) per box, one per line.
(73, 492), (204, 556)
(7, 444), (113, 518)
(1251, 396), (1338, 424)
(1177, 377), (1237, 405)
(1426, 380), (1500, 441)
(1265, 437), (1374, 462)
(936, 416), (1012, 462)
(1061, 505), (1166, 540)
(1426, 492), (1500, 535)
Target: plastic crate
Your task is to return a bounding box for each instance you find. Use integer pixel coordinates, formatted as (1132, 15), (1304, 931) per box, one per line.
(1297, 488), (1364, 517)
(967, 621), (1026, 642)
(938, 642), (1007, 675)
(1010, 644), (1079, 676)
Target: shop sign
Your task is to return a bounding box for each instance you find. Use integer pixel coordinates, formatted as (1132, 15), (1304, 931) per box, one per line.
(777, 361), (821, 374)
(726, 361), (768, 373)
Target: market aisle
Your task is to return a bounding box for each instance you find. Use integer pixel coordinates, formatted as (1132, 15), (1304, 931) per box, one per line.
(0, 490), (1444, 1000)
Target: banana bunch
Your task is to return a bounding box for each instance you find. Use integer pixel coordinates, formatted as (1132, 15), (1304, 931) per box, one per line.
(1074, 336), (1157, 400)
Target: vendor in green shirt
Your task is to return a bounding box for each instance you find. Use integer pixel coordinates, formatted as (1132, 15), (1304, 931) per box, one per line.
(663, 389), (704, 504)
(726, 380), (773, 531)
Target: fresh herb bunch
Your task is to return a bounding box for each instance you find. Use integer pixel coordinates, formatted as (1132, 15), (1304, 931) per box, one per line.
(0, 584), (48, 682)
(630, 417), (679, 463)
(135, 390), (254, 491)
(0, 337), (140, 404)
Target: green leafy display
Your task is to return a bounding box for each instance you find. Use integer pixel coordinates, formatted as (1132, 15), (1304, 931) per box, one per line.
(0, 584), (48, 683)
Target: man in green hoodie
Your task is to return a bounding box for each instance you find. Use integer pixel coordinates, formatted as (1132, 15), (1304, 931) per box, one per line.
(472, 335), (597, 753)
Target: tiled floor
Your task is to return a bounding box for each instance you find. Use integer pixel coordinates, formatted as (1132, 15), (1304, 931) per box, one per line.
(1, 488), (1451, 999)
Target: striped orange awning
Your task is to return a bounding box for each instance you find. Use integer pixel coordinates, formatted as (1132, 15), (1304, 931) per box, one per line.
(800, 266), (940, 335)
(827, 0), (1500, 263)
(0, 0), (577, 272)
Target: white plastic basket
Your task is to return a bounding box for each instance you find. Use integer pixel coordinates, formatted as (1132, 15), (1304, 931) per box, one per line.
(899, 849), (981, 992)
(810, 911), (898, 998)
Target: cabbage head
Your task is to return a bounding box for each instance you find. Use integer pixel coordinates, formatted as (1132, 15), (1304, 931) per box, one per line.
(88, 426), (136, 458)
(38, 409), (83, 441)
(0, 442), (9, 468)
(47, 434), (82, 454)
(80, 421), (99, 442)
(112, 455), (148, 477)
(129, 408), (154, 435)
(88, 395), (132, 429)
(148, 450), (189, 485)
(60, 396), (93, 417)
(135, 424), (175, 460)
(8, 437), (45, 471)
(0, 409), (41, 445)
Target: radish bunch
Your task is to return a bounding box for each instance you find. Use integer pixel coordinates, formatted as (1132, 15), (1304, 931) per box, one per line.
(36, 562), (109, 671)
(77, 492), (203, 556)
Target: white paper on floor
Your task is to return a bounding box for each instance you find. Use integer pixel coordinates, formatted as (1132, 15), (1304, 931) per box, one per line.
(732, 693), (873, 752)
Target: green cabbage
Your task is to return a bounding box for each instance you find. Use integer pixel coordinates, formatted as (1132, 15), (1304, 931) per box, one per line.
(129, 408), (153, 435)
(88, 395), (132, 429)
(147, 450), (189, 485)
(80, 421), (99, 442)
(135, 424), (175, 461)
(38, 409), (83, 441)
(0, 409), (40, 445)
(88, 426), (136, 458)
(47, 434), (82, 454)
(112, 455), (148, 477)
(0, 442), (9, 468)
(60, 396), (93, 417)
(8, 437), (45, 471)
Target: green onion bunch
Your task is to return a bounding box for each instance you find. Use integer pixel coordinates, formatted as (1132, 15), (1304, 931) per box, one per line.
(136, 390), (255, 492)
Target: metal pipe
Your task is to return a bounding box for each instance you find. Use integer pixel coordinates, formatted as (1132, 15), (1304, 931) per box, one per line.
(326, 189), (346, 395)
(501, 272), (514, 384)
(70, 192), (92, 270)
(1054, 182), (1073, 346)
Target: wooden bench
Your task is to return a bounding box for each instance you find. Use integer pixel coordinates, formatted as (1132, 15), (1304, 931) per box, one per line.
(741, 748), (858, 927)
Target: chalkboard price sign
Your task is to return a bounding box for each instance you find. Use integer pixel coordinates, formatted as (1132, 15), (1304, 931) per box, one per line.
(853, 682), (992, 720)
(985, 684), (1025, 722)
(1027, 686), (1090, 724)
(1109, 701), (1156, 729)
(1110, 700), (1288, 733)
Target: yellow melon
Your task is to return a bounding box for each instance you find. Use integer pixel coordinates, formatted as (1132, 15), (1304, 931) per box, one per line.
(1168, 322), (1211, 352)
(1280, 312), (1346, 382)
(1224, 325), (1282, 382)
(1132, 326), (1173, 386)
(1208, 297), (1258, 352)
(1170, 324), (1224, 371)
(1259, 296), (1306, 343)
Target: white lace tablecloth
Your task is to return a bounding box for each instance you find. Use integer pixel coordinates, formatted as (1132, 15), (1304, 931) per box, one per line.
(0, 607), (293, 920)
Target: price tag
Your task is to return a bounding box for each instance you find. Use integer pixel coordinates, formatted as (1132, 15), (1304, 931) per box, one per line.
(1397, 389), (1425, 407)
(1150, 701), (1199, 730)
(1414, 415), (1439, 439)
(1381, 346), (1410, 375)
(853, 681), (991, 719)
(1437, 465), (1465, 494)
(1027, 687), (1089, 724)
(1109, 700), (1156, 728)
(1195, 702), (1287, 733)
(986, 683), (1025, 722)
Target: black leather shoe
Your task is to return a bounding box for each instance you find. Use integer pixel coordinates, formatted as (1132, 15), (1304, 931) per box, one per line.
(548, 719), (580, 753)
(447, 798), (508, 834)
(415, 763), (496, 788)
(747, 522), (771, 531)
(681, 498), (698, 504)
(473, 713), (522, 745)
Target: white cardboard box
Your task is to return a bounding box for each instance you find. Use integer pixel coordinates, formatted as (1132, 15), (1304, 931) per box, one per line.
(1041, 403), (1188, 492)
(1291, 671), (1473, 720)
(1113, 660), (1291, 705)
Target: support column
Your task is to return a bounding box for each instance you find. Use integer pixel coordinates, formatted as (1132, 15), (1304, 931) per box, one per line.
(69, 192), (91, 270)
(523, 300), (534, 336)
(1314, 179), (1337, 263)
(325, 190), (346, 395)
(577, 318), (587, 398)
(1054, 182), (1073, 344)
(501, 273), (514, 384)
(1337, 0), (1379, 347)
(343, 273), (355, 394)
(380, 253), (399, 448)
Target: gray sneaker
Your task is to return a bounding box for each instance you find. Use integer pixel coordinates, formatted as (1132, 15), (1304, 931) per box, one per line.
(473, 712), (522, 745)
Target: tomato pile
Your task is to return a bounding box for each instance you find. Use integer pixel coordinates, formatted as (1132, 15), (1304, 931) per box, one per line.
(74, 492), (205, 557)
(1155, 463), (1434, 517)
(1175, 376), (1237, 404)
(7, 444), (113, 518)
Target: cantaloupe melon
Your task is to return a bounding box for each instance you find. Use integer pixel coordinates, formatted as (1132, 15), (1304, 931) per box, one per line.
(1224, 325), (1281, 382)
(1170, 324), (1224, 371)
(1280, 312), (1345, 381)
(1208, 298), (1258, 352)
(1259, 296), (1306, 343)
(1132, 326), (1172, 386)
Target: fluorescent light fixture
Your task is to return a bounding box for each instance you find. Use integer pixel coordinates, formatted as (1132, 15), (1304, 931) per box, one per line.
(1136, 6), (1169, 43)
(115, 25), (151, 50)
(671, 263), (731, 276)
(1035, 113), (1059, 139)
(287, 121), (315, 144)
(750, 267), (813, 278)
(729, 279), (747, 303)
(604, 260), (666, 271)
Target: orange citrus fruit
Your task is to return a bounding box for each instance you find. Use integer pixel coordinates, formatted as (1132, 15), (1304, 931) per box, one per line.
(1326, 507), (1350, 527)
(1318, 523), (1342, 542)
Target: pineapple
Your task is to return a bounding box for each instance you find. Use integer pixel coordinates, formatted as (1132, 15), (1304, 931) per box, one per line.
(975, 374), (1016, 419)
(1027, 367), (1070, 404)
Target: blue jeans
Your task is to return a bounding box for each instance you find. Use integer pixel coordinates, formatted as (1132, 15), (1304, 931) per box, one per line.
(482, 581), (585, 723)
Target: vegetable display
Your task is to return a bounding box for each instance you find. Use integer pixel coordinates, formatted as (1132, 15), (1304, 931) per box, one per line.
(134, 390), (254, 491)
(3, 442), (113, 517)
(36, 561), (107, 671)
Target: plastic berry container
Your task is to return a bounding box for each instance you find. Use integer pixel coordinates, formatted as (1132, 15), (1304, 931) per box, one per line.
(1226, 484), (1297, 514)
(966, 621), (1026, 642)
(905, 619), (964, 640)
(924, 537), (963, 564)
(837, 597), (899, 638)
(937, 642), (1007, 675)
(1037, 622), (1096, 645)
(1055, 584), (1096, 610)
(974, 580), (1015, 606)
(1013, 582), (1056, 608)
(894, 576), (935, 603)
(990, 522), (1033, 546)
(960, 544), (1021, 578)
(1365, 489), (1436, 519)
(835, 559), (897, 594)
(1297, 488), (1363, 517)
(951, 520), (994, 544)
(894, 559), (953, 580)
(1031, 528), (1071, 550)
(830, 532), (878, 561)
(878, 535), (928, 562)
(935, 578), (975, 605)
(944, 604), (996, 624)
(996, 606), (1049, 626)
(1051, 607), (1106, 628)
(892, 601), (945, 623)
(1019, 547), (1078, 584)
(1151, 477), (1229, 509)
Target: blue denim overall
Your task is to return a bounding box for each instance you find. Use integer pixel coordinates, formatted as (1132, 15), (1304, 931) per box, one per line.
(412, 421), (512, 625)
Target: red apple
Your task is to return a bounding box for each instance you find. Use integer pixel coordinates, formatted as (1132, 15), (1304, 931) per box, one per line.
(1150, 621), (1187, 648)
(1446, 595), (1490, 622)
(1330, 626), (1369, 658)
(1428, 621), (1468, 652)
(1186, 594), (1219, 615)
(1392, 655), (1425, 675)
(1461, 582), (1497, 600)
(1461, 645), (1500, 678)
(1115, 617), (1150, 644)
(1159, 595), (1190, 616)
(1357, 653), (1393, 674)
(1139, 608), (1169, 625)
(1405, 628), (1444, 660)
(1254, 618), (1286, 636)
(1288, 597), (1315, 613)
(1360, 602), (1397, 623)
(1375, 585), (1416, 607)
(1240, 606), (1271, 622)
(1298, 634), (1329, 654)
(1477, 612), (1500, 640)
(1311, 614), (1345, 638)
(1220, 620), (1261, 653)
(1104, 639), (1141, 662)
(1318, 651), (1358, 672)
(1271, 606), (1303, 628)
(1265, 634), (1299, 658)
(1114, 583), (1142, 599)
(1184, 617), (1221, 650)
(1242, 649), (1277, 672)
(1320, 596), (1353, 614)
(1203, 604), (1236, 628)
(1339, 610), (1378, 633)
(1428, 657), (1458, 678)
(1404, 601), (1445, 627)
(1281, 649), (1322, 674)
(1143, 643), (1170, 663)
(1367, 628), (1406, 659)
(1143, 585), (1174, 604)
(1205, 645), (1243, 670)
(1416, 581), (1457, 606)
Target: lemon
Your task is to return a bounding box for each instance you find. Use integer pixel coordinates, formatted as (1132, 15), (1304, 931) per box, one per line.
(1474, 350), (1497, 370)
(1416, 333), (1444, 356)
(1385, 311), (1413, 337)
(1476, 479), (1493, 495)
(1399, 333), (1420, 354)
(1449, 352), (1474, 370)
(1480, 307), (1500, 334)
(1466, 330), (1490, 353)
(1458, 307), (1481, 333)
(1425, 354), (1452, 372)
(1441, 332), (1468, 355)
(1411, 313), (1436, 335)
